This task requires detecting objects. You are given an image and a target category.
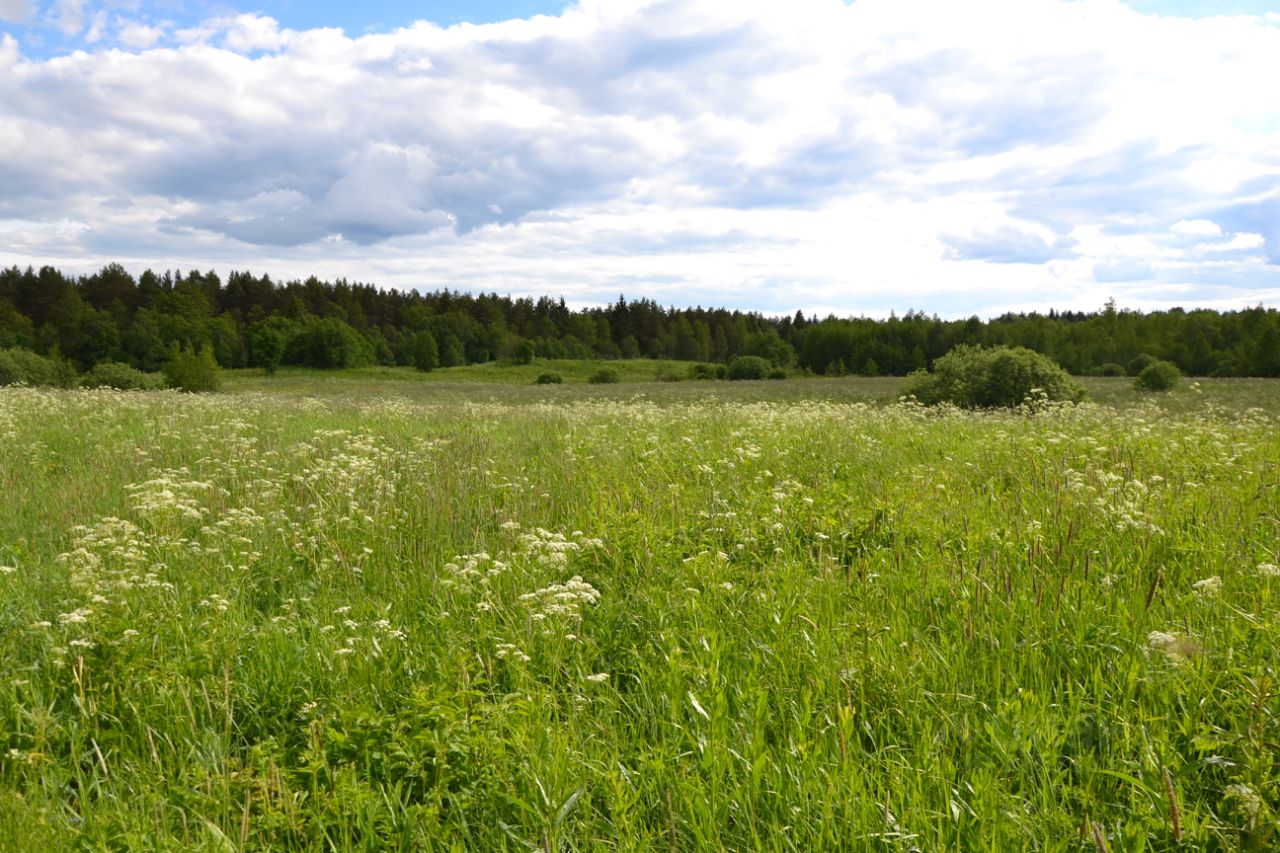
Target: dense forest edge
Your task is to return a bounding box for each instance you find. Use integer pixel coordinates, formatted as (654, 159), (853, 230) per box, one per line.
(2, 263), (1279, 379)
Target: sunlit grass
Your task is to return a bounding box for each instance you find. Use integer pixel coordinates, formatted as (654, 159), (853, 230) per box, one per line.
(1, 381), (1278, 850)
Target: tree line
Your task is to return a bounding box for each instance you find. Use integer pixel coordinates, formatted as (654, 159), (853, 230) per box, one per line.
(1, 264), (1278, 377)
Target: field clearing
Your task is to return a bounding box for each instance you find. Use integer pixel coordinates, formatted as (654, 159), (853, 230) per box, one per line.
(2, 379), (1279, 850)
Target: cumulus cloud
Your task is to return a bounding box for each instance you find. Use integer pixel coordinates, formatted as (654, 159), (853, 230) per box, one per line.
(1198, 232), (1265, 253)
(218, 14), (292, 53)
(51, 0), (85, 37)
(117, 19), (166, 49)
(944, 224), (1076, 264)
(1172, 219), (1223, 237)
(1, 0), (1279, 315)
(0, 32), (19, 67)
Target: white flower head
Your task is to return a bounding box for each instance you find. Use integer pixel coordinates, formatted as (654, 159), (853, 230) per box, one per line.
(1148, 630), (1197, 661)
(1192, 576), (1222, 597)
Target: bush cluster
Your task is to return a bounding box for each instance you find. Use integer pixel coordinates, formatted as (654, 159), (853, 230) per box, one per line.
(902, 345), (1085, 408)
(687, 363), (727, 380)
(0, 347), (67, 387)
(80, 361), (168, 390)
(1127, 353), (1157, 376)
(164, 344), (221, 392)
(727, 355), (771, 381)
(587, 368), (619, 384)
(1134, 359), (1180, 392)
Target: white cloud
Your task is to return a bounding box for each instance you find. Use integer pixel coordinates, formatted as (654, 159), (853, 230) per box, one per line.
(1, 0), (1278, 316)
(51, 0), (84, 37)
(0, 0), (32, 23)
(117, 19), (166, 49)
(0, 33), (18, 69)
(83, 9), (107, 43)
(1197, 232), (1265, 253)
(218, 14), (292, 53)
(1172, 219), (1222, 237)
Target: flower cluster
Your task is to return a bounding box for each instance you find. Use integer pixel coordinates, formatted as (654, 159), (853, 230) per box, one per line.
(519, 575), (601, 624)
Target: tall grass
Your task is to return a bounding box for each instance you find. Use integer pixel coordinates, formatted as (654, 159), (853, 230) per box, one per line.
(1, 382), (1278, 850)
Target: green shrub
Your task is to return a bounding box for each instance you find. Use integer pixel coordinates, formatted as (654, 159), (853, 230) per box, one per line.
(164, 343), (221, 392)
(1127, 353), (1157, 376)
(287, 318), (374, 369)
(1134, 360), (1180, 392)
(742, 333), (796, 368)
(901, 345), (1084, 408)
(407, 330), (440, 372)
(654, 365), (683, 382)
(688, 363), (721, 380)
(587, 368), (619, 384)
(534, 371), (563, 385)
(501, 339), (535, 366)
(0, 348), (63, 387)
(80, 361), (167, 390)
(1097, 363), (1126, 377)
(246, 321), (290, 375)
(727, 355), (771, 381)
(767, 368), (788, 380)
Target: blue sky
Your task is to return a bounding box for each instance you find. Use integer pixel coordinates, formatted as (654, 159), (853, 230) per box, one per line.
(0, 1), (571, 55)
(2, 0), (1279, 317)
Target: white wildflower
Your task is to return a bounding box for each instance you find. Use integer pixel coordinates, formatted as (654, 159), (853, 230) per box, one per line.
(1192, 576), (1222, 597)
(1148, 630), (1197, 661)
(1224, 783), (1263, 820)
(58, 608), (92, 625)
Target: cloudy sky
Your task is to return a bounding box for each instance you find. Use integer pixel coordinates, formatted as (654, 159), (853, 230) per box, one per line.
(1, 0), (1278, 318)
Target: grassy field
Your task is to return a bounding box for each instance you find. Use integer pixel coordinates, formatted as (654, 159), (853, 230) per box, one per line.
(2, 375), (1279, 850)
(224, 359), (716, 390)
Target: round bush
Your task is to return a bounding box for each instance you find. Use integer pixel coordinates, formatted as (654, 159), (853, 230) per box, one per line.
(1127, 353), (1156, 377)
(0, 348), (62, 387)
(901, 345), (1084, 408)
(164, 344), (221, 392)
(687, 363), (720, 380)
(1134, 360), (1180, 392)
(587, 368), (619, 384)
(766, 368), (788, 380)
(727, 355), (771, 381)
(534, 371), (563, 385)
(1097, 363), (1126, 377)
(80, 361), (167, 390)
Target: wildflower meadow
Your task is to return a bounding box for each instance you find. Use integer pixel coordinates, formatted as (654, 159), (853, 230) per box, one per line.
(1, 378), (1278, 850)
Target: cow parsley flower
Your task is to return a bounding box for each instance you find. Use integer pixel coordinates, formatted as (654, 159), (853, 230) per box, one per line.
(1192, 576), (1222, 597)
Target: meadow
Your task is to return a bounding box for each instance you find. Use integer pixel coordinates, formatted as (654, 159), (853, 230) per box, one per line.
(1, 374), (1278, 850)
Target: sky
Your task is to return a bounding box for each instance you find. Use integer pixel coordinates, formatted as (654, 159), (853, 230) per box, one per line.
(1, 1), (1279, 318)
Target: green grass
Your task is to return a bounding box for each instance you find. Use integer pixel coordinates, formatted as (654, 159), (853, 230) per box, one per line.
(227, 358), (708, 388)
(1, 379), (1279, 850)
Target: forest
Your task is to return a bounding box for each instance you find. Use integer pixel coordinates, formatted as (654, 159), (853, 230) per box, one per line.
(2, 263), (1278, 377)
